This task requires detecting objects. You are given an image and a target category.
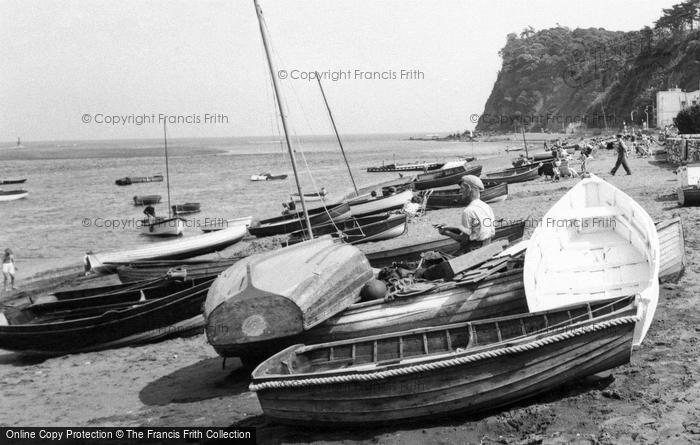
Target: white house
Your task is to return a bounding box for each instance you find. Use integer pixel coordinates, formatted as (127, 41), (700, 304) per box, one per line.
(657, 86), (700, 128)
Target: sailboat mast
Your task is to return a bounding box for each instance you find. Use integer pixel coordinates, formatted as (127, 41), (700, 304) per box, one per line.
(253, 0), (313, 239)
(163, 120), (172, 219)
(315, 74), (358, 196)
(521, 126), (529, 159)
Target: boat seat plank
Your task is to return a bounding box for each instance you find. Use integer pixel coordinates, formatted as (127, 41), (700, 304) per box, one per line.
(562, 206), (620, 220)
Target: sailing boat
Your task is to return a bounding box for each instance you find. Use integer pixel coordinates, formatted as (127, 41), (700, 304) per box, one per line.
(15, 137), (23, 149)
(140, 122), (185, 237)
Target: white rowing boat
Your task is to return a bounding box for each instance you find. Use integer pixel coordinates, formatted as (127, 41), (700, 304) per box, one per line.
(86, 224), (247, 273)
(524, 174), (659, 346)
(0, 190), (28, 201)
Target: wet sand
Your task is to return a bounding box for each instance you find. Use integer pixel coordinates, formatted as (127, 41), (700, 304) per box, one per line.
(1, 148), (699, 444)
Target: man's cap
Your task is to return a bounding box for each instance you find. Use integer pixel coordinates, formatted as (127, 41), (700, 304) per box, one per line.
(460, 175), (484, 191)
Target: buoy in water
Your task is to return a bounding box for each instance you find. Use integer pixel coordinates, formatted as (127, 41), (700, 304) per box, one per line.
(360, 279), (387, 301)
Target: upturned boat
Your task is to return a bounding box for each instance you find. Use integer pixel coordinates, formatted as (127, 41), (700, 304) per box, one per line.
(204, 236), (373, 363)
(250, 296), (640, 425)
(524, 174), (659, 345)
(86, 224), (247, 273)
(413, 163), (482, 191)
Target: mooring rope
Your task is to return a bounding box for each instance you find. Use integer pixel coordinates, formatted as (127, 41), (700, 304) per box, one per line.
(249, 315), (638, 392)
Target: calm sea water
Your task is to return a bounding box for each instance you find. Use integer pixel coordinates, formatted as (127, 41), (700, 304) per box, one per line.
(0, 134), (507, 277)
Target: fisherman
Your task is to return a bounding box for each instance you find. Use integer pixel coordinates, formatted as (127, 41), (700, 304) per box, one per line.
(438, 175), (495, 249)
(610, 134), (632, 176)
(143, 205), (156, 223)
(2, 248), (17, 291)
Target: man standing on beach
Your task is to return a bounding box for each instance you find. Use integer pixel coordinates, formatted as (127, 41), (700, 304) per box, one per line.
(438, 175), (495, 248)
(610, 134), (632, 176)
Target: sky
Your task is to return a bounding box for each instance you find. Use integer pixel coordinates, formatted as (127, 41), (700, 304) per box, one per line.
(0, 0), (682, 142)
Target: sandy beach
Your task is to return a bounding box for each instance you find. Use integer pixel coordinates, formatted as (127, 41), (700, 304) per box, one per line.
(1, 147), (698, 444)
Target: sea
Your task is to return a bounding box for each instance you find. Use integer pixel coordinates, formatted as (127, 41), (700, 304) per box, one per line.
(0, 134), (511, 277)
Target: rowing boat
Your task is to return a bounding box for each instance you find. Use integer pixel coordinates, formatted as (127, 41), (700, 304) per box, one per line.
(248, 202), (351, 237)
(413, 163), (482, 191)
(250, 173), (289, 181)
(425, 182), (508, 209)
(287, 213), (407, 245)
(0, 277), (213, 354)
(483, 164), (540, 185)
(0, 179), (27, 185)
(133, 195), (162, 206)
(172, 202), (201, 215)
(348, 189), (413, 217)
(140, 217), (185, 237)
(86, 224), (247, 273)
(364, 220), (526, 268)
(204, 236), (374, 362)
(366, 161), (443, 173)
(524, 174), (659, 345)
(115, 257), (241, 283)
(0, 190), (28, 201)
(250, 296), (639, 425)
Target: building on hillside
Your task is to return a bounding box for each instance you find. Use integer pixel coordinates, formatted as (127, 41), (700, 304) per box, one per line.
(657, 86), (700, 128)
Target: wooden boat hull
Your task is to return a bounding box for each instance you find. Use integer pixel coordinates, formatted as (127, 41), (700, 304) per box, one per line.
(140, 217), (184, 237)
(133, 195), (162, 206)
(204, 237), (373, 360)
(86, 224), (247, 273)
(0, 179), (27, 185)
(248, 202), (351, 237)
(172, 203), (201, 215)
(287, 213), (404, 245)
(426, 183), (508, 209)
(483, 164), (540, 185)
(413, 164), (482, 191)
(0, 190), (28, 201)
(364, 220), (526, 268)
(367, 162), (443, 173)
(115, 175), (163, 186)
(656, 217), (686, 282)
(349, 189), (413, 217)
(0, 278), (213, 354)
(116, 258), (241, 283)
(677, 186), (700, 206)
(201, 216), (253, 232)
(251, 299), (638, 425)
(524, 174), (659, 346)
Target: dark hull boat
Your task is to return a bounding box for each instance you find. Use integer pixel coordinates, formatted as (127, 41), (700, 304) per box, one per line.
(0, 278), (214, 354)
(250, 297), (639, 425)
(287, 213), (407, 245)
(133, 195), (162, 206)
(116, 258), (241, 283)
(115, 175), (164, 186)
(413, 163), (482, 191)
(425, 182), (508, 209)
(0, 190), (28, 201)
(248, 202), (351, 237)
(172, 202), (201, 215)
(364, 220), (525, 268)
(483, 164), (540, 185)
(0, 179), (27, 185)
(204, 237), (374, 363)
(677, 186), (700, 206)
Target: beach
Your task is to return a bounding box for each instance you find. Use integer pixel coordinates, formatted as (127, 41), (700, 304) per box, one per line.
(1, 147), (698, 444)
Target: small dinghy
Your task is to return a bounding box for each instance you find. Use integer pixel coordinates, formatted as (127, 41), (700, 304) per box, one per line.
(115, 175), (163, 186)
(204, 236), (373, 363)
(0, 179), (27, 185)
(483, 163), (540, 185)
(413, 162), (482, 191)
(524, 174), (659, 345)
(172, 202), (201, 215)
(133, 195), (162, 206)
(425, 182), (508, 209)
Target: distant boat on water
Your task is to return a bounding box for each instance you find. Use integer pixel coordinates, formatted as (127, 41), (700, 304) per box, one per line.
(0, 190), (28, 201)
(0, 179), (27, 185)
(250, 172), (288, 181)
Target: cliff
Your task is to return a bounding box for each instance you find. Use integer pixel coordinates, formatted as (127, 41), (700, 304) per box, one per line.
(476, 4), (700, 133)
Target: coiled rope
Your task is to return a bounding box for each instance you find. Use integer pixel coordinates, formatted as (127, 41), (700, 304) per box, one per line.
(249, 315), (638, 392)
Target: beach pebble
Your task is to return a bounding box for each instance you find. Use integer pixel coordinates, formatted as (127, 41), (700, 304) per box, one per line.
(601, 390), (622, 400)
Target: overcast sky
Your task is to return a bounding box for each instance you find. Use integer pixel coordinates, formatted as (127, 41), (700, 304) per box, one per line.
(0, 0), (680, 142)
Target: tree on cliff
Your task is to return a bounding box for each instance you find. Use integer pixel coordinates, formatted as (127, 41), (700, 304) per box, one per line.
(675, 104), (700, 134)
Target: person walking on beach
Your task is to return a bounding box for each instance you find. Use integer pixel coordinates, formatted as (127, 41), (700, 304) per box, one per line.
(438, 175), (495, 248)
(610, 134), (632, 176)
(2, 248), (18, 291)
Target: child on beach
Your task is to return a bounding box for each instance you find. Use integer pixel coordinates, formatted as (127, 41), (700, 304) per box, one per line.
(2, 248), (17, 291)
